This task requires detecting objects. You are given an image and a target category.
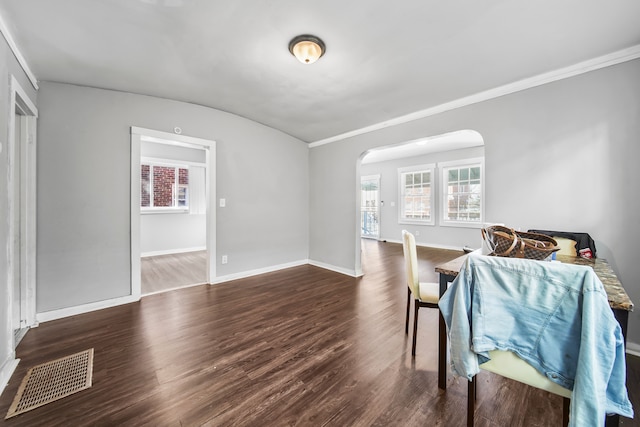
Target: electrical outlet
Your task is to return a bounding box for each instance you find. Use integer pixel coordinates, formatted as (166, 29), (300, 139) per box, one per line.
(221, 255), (228, 264)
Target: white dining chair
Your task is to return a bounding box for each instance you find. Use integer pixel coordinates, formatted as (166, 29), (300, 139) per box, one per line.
(402, 230), (440, 356)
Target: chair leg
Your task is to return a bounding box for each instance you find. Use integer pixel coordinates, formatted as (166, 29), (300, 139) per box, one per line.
(562, 397), (570, 426)
(405, 288), (411, 335)
(605, 415), (620, 427)
(467, 376), (476, 427)
(438, 311), (447, 390)
(411, 302), (419, 356)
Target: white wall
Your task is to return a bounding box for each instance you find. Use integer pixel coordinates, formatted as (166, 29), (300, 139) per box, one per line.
(141, 140), (206, 163)
(310, 59), (640, 349)
(141, 214), (206, 255)
(37, 82), (309, 313)
(361, 146), (484, 249)
(0, 34), (38, 393)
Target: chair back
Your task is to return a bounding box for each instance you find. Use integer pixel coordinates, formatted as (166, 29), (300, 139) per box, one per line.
(402, 230), (420, 297)
(554, 237), (578, 257)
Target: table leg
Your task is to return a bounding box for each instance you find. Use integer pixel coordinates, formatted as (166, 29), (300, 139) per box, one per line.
(613, 308), (628, 345)
(438, 273), (451, 390)
(605, 308), (628, 427)
(439, 311), (447, 390)
(605, 415), (619, 426)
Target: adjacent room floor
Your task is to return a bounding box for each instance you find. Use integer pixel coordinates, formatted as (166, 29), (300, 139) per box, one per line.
(141, 250), (207, 295)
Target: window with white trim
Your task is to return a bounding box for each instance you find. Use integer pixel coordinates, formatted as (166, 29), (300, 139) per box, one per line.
(398, 164), (435, 224)
(141, 162), (189, 212)
(441, 160), (483, 226)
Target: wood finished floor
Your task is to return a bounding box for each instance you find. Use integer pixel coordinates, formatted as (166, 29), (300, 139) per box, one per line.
(141, 251), (207, 295)
(1, 240), (638, 426)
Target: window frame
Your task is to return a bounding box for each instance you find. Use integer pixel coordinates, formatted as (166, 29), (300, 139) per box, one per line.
(141, 158), (190, 214)
(439, 157), (484, 228)
(177, 184), (189, 208)
(397, 164), (435, 226)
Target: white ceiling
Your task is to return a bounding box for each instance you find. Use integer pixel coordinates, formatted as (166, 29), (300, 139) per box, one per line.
(2, 1), (639, 143)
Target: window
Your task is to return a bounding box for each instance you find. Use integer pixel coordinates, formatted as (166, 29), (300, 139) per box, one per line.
(177, 185), (188, 207)
(398, 164), (434, 224)
(141, 162), (189, 212)
(440, 159), (483, 226)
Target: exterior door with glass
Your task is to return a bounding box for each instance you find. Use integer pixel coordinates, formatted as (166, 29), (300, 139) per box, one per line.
(361, 175), (380, 239)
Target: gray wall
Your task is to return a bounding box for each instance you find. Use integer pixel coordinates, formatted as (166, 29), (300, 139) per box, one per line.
(310, 59), (640, 348)
(37, 82), (309, 312)
(361, 146), (484, 249)
(0, 36), (37, 382)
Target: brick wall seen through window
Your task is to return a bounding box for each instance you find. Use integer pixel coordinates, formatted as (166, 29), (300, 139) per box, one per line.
(141, 163), (189, 209)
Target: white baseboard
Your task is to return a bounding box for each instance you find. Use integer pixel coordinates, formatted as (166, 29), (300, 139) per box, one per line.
(626, 341), (640, 358)
(143, 281), (208, 297)
(141, 246), (206, 257)
(36, 294), (140, 323)
(0, 355), (19, 398)
(37, 259), (315, 322)
(211, 259), (310, 284)
(308, 260), (361, 277)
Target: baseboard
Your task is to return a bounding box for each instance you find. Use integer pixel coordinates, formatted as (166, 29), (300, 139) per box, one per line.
(626, 341), (640, 358)
(308, 260), (361, 277)
(211, 259), (311, 284)
(0, 355), (20, 398)
(381, 238), (464, 252)
(143, 281), (208, 297)
(36, 294), (140, 323)
(141, 246), (206, 257)
(37, 259), (315, 322)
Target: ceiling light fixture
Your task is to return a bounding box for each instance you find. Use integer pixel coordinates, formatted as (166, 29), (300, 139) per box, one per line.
(289, 35), (326, 64)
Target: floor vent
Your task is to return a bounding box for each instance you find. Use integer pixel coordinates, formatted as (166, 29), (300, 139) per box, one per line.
(6, 348), (94, 419)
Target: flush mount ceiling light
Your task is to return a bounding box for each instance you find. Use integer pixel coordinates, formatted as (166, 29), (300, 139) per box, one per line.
(289, 35), (326, 64)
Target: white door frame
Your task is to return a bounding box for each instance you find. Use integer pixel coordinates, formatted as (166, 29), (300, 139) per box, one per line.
(130, 127), (216, 299)
(6, 76), (38, 344)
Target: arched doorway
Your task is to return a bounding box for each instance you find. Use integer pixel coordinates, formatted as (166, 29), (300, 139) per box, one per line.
(355, 130), (485, 275)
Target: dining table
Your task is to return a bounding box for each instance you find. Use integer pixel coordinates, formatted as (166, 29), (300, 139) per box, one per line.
(434, 252), (634, 426)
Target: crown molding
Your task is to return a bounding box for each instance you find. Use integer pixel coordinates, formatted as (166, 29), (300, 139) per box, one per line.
(309, 44), (640, 148)
(0, 11), (39, 90)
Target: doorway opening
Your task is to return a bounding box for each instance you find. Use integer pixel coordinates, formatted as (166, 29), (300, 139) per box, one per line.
(360, 175), (380, 240)
(355, 130), (485, 275)
(130, 127), (216, 298)
(7, 76), (38, 348)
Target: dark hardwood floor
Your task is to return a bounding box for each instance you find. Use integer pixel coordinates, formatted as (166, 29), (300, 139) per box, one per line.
(1, 240), (638, 426)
